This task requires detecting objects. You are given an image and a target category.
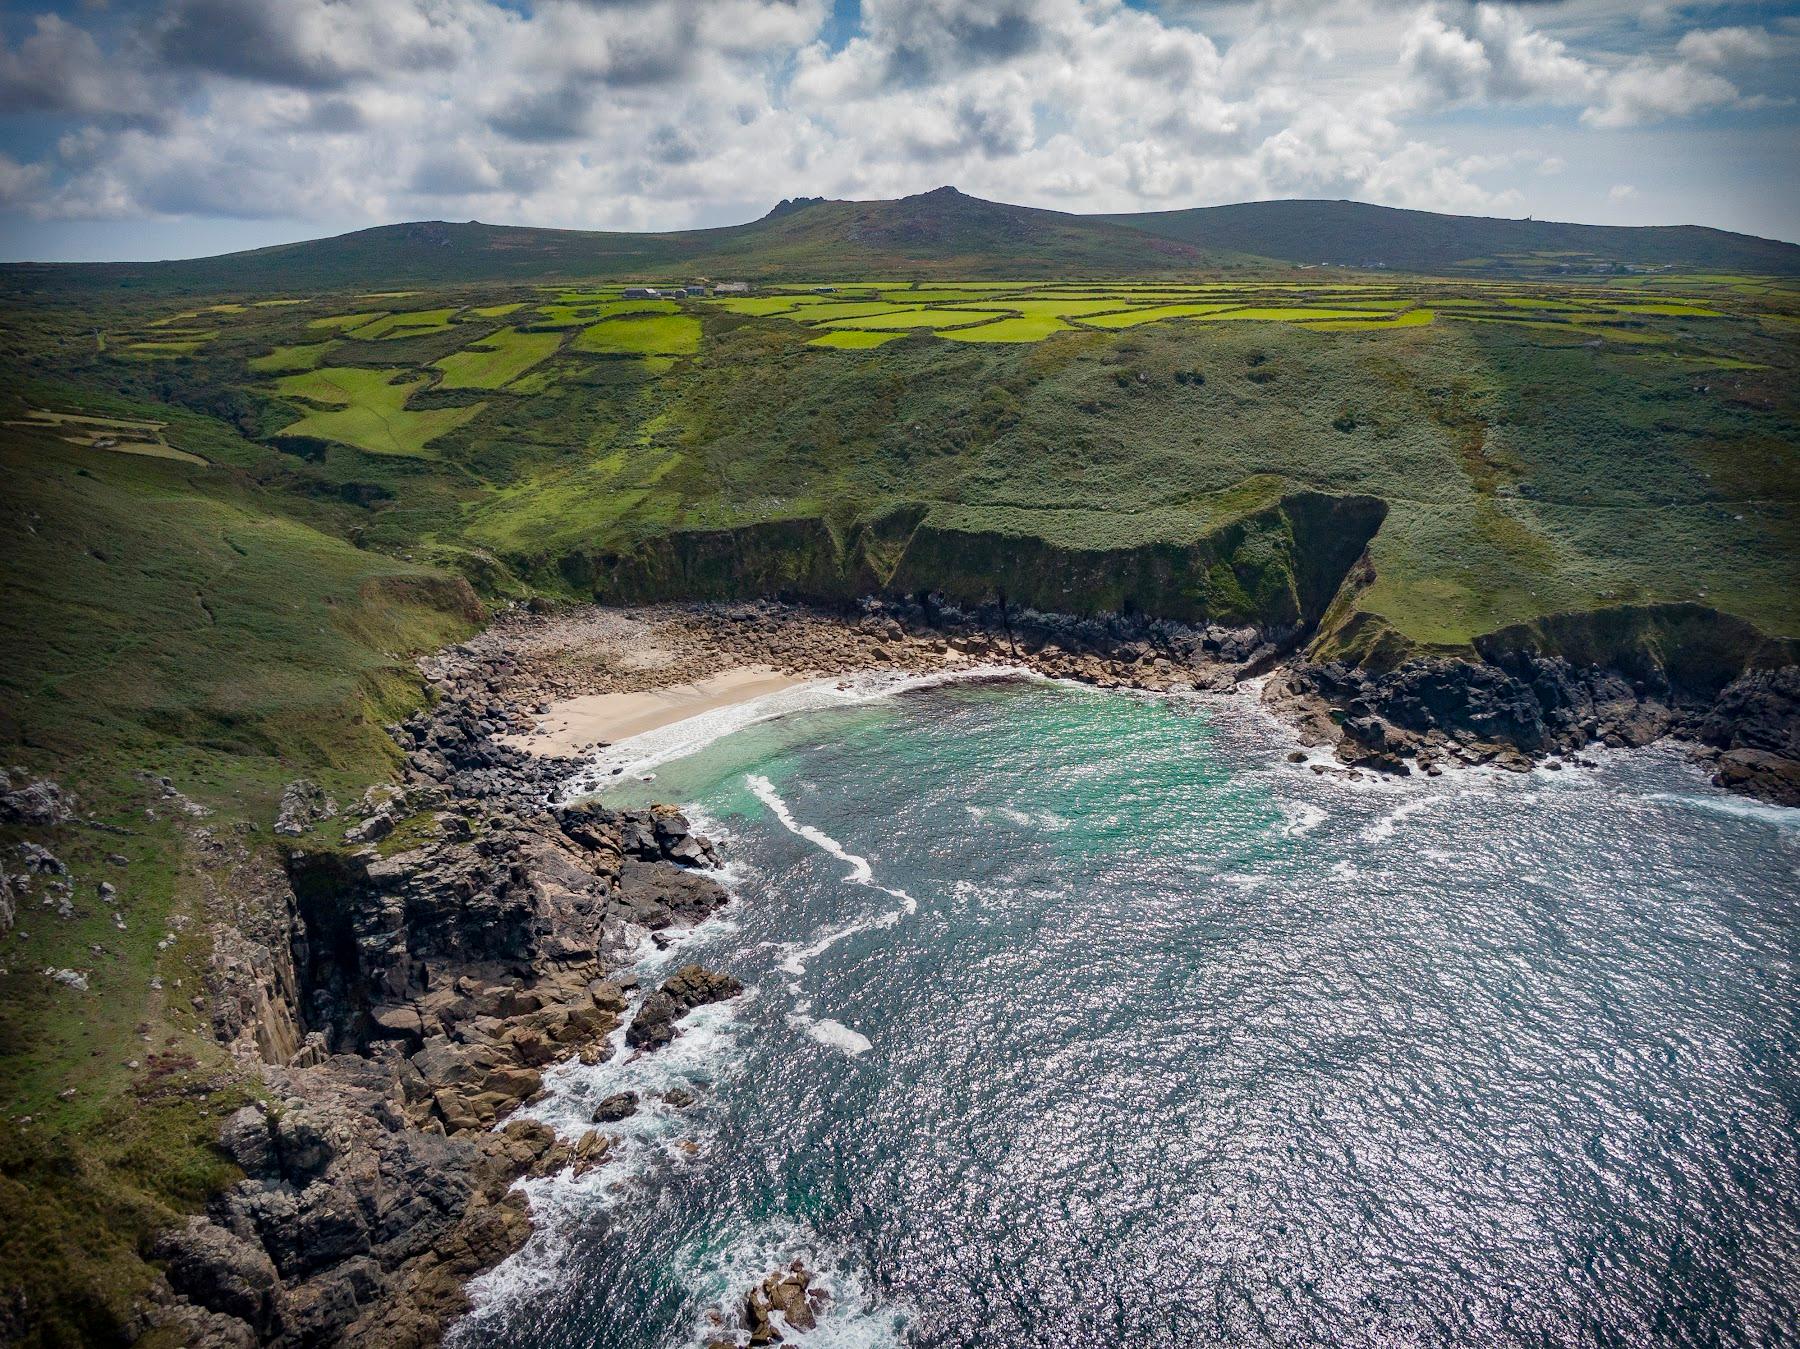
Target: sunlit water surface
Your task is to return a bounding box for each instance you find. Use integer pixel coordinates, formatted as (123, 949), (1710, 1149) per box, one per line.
(453, 676), (1800, 1348)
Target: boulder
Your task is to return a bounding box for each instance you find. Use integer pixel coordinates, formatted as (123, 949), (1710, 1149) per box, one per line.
(592, 1091), (639, 1123)
(745, 1261), (818, 1343)
(1712, 747), (1800, 806)
(17, 842), (66, 875)
(151, 1216), (282, 1335)
(274, 780), (338, 837)
(274, 1106), (341, 1183)
(218, 1106), (279, 1179)
(627, 964), (744, 1051)
(0, 770), (72, 827)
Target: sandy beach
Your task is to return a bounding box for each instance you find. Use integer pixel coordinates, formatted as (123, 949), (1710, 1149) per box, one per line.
(501, 664), (805, 756)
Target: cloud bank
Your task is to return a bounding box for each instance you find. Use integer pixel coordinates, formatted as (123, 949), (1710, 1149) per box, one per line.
(0, 0), (1794, 257)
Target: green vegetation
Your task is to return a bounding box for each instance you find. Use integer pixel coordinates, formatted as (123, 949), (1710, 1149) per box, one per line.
(573, 313), (701, 356)
(343, 307), (456, 340)
(433, 327), (564, 390)
(248, 340), (333, 373)
(273, 367), (484, 455)
(0, 400), (479, 1340)
(809, 330), (904, 349)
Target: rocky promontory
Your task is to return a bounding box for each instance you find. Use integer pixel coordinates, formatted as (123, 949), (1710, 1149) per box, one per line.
(152, 636), (739, 1346)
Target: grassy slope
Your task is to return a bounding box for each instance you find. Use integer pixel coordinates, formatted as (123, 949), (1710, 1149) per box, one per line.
(0, 405), (479, 1343)
(464, 307), (1797, 646)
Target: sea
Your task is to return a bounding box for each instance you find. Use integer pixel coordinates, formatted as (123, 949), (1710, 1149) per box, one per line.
(449, 670), (1800, 1348)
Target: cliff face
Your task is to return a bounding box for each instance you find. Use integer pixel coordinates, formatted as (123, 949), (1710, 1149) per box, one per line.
(575, 492), (1389, 635)
(153, 641), (743, 1348)
(1275, 603), (1800, 803)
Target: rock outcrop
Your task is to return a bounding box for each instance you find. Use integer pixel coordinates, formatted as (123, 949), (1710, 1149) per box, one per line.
(0, 767), (74, 827)
(627, 964), (745, 1051)
(273, 780), (337, 838)
(153, 633), (737, 1346)
(1697, 666), (1800, 804)
(1268, 645), (1800, 792)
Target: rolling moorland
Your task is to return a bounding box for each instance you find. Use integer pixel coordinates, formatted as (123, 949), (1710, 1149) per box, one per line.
(1, 188), (1798, 1342)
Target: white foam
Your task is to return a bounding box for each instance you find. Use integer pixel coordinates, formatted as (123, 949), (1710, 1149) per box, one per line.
(966, 803), (1069, 831)
(1648, 791), (1800, 830)
(776, 908), (902, 982)
(671, 1217), (908, 1349)
(750, 773), (876, 883)
(1365, 795), (1434, 843)
(1280, 802), (1327, 837)
(559, 664), (1032, 797)
(1218, 871), (1269, 890)
(802, 1017), (873, 1057)
(748, 773), (917, 912)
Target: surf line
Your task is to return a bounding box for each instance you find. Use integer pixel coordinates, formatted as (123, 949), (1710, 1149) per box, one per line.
(747, 774), (918, 1058)
(746, 774), (916, 912)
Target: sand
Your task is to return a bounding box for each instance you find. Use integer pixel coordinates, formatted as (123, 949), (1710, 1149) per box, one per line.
(502, 664), (805, 756)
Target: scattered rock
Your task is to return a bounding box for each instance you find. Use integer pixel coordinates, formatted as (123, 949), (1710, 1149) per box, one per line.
(17, 842), (66, 876)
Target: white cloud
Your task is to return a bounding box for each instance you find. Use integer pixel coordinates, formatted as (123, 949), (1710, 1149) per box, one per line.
(0, 0), (1793, 240)
(1401, 4), (1596, 108)
(1675, 26), (1774, 68)
(1582, 59), (1741, 128)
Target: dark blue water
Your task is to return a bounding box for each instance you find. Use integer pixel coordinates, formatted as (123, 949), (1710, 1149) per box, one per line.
(454, 677), (1800, 1348)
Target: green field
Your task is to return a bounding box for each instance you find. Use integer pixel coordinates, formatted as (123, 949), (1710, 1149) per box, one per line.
(248, 340), (333, 373)
(273, 366), (484, 455)
(809, 329), (904, 349)
(433, 326), (564, 389)
(342, 307), (458, 340)
(573, 313), (701, 356)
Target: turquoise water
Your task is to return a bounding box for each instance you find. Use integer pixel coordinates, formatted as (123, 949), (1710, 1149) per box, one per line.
(457, 676), (1800, 1348)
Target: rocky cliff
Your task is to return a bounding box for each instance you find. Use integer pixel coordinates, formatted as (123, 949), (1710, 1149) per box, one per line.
(152, 641), (741, 1346)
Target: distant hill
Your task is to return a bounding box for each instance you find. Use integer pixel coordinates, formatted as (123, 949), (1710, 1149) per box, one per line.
(4, 188), (1795, 296)
(0, 188), (1224, 296)
(1099, 198), (1800, 275)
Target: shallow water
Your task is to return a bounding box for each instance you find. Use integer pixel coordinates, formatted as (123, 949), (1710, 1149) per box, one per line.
(455, 677), (1800, 1348)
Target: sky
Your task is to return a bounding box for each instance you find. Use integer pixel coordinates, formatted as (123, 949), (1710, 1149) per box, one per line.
(0, 0), (1795, 261)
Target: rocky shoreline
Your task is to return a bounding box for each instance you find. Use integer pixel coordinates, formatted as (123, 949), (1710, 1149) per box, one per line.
(146, 594), (1797, 1346)
(481, 595), (1797, 801)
